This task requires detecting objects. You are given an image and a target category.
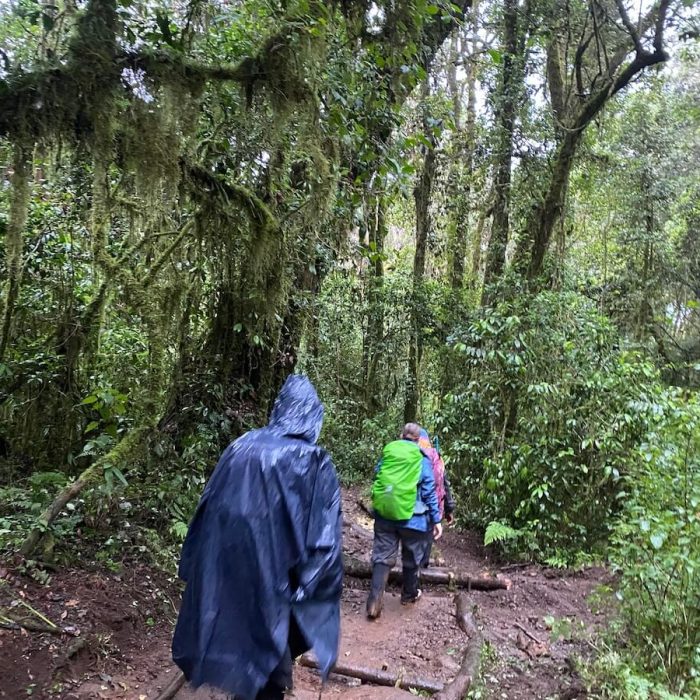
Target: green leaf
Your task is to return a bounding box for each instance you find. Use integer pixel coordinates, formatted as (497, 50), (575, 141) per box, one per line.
(81, 395), (98, 405)
(488, 48), (503, 65)
(650, 533), (665, 550)
(484, 521), (521, 546)
(84, 421), (99, 433)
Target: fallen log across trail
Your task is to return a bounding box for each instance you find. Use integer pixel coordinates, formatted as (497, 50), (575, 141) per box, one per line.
(434, 592), (483, 700)
(343, 555), (512, 591)
(298, 654), (445, 694)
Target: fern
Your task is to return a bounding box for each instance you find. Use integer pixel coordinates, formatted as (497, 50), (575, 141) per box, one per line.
(170, 520), (189, 541)
(484, 521), (521, 546)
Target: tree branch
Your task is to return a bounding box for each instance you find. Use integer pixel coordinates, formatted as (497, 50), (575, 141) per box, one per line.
(614, 0), (644, 53)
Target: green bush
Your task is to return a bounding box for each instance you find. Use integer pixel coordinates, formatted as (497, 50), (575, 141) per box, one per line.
(437, 291), (659, 559)
(582, 650), (691, 699)
(612, 392), (700, 695)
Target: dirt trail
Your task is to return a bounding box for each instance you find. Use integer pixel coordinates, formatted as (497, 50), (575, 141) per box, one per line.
(0, 491), (612, 699)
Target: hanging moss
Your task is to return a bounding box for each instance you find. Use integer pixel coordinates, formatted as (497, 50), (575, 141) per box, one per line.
(184, 162), (278, 235)
(0, 0), (120, 146)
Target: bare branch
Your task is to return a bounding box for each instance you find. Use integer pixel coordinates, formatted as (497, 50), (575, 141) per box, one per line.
(654, 0), (671, 54)
(614, 0), (644, 53)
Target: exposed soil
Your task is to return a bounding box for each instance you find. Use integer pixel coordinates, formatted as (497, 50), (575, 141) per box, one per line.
(0, 491), (614, 699)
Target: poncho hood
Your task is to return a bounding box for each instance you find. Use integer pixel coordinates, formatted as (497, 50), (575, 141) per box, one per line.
(268, 374), (324, 443)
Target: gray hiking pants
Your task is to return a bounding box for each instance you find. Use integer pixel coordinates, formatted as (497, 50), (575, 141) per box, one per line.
(371, 519), (431, 570)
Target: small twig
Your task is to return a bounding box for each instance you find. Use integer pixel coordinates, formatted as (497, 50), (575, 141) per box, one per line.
(0, 619), (67, 635)
(15, 598), (58, 628)
(514, 622), (544, 645)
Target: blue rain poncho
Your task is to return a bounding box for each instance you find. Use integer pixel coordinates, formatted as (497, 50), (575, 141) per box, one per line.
(172, 375), (343, 699)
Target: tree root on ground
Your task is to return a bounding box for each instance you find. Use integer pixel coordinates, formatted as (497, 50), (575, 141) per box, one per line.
(434, 592), (483, 700)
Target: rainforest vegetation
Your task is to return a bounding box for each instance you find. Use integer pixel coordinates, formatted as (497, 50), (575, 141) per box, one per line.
(0, 0), (699, 696)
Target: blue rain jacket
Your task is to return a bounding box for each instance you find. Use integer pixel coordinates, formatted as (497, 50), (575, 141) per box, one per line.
(172, 375), (343, 699)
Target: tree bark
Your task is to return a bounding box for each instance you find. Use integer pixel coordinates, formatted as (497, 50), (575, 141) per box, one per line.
(299, 654), (445, 694)
(343, 555), (511, 591)
(0, 145), (31, 361)
(482, 0), (520, 302)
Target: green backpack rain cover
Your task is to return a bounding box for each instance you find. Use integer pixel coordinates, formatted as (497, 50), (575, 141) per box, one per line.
(372, 440), (423, 520)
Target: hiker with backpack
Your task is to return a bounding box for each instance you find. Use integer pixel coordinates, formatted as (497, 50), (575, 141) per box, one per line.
(417, 427), (455, 527)
(366, 422), (442, 619)
(417, 427), (455, 568)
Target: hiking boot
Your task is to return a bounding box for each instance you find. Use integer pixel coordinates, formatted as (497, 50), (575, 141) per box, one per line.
(366, 563), (391, 619)
(401, 565), (422, 603)
(401, 588), (422, 605)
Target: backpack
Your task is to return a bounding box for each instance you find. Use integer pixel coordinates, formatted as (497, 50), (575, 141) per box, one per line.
(372, 440), (423, 521)
(418, 436), (446, 519)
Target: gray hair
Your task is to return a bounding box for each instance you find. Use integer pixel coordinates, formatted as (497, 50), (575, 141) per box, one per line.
(401, 423), (421, 441)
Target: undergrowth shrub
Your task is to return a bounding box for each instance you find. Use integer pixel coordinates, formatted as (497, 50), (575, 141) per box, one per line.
(611, 391), (700, 696)
(437, 290), (659, 560)
(582, 650), (690, 699)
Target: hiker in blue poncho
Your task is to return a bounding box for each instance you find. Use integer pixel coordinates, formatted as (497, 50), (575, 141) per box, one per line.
(366, 422), (442, 619)
(172, 375), (343, 700)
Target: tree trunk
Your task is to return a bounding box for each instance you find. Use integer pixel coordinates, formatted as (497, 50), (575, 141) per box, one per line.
(404, 81), (437, 424)
(513, 8), (670, 282)
(482, 0), (520, 303)
(434, 630), (482, 700)
(447, 11), (478, 295)
(362, 192), (387, 405)
(513, 128), (583, 280)
(21, 426), (151, 557)
(0, 145), (31, 361)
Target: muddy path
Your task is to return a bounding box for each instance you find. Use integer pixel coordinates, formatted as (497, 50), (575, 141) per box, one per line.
(0, 491), (613, 699)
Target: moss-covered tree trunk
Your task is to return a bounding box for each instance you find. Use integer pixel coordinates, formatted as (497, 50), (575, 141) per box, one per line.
(0, 146), (31, 361)
(363, 192), (387, 406)
(447, 10), (478, 294)
(21, 425), (151, 557)
(405, 84), (436, 424)
(482, 0), (521, 303)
